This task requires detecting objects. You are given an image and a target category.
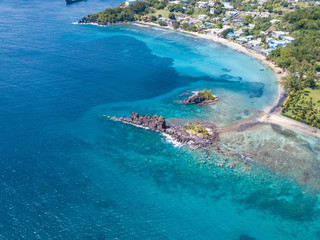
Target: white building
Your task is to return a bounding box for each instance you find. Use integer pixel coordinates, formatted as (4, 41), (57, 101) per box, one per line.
(272, 31), (289, 38)
(198, 14), (208, 20)
(125, 0), (136, 6)
(245, 11), (258, 17)
(260, 12), (271, 18)
(222, 2), (234, 10)
(248, 39), (261, 47)
(270, 19), (281, 24)
(283, 36), (295, 43)
(158, 17), (169, 22)
(248, 23), (255, 29)
(246, 35), (254, 40)
(237, 37), (247, 42)
(169, 0), (181, 4)
(234, 29), (243, 37)
(226, 11), (238, 17)
(197, 1), (208, 8)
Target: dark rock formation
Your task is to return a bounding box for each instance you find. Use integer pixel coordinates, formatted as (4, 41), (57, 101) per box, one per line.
(182, 90), (218, 106)
(110, 112), (219, 149)
(119, 112), (167, 132)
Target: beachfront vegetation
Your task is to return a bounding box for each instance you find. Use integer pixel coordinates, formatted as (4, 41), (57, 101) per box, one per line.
(268, 7), (320, 128)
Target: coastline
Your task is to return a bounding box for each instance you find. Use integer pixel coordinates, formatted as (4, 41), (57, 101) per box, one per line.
(133, 21), (320, 137)
(78, 21), (320, 137)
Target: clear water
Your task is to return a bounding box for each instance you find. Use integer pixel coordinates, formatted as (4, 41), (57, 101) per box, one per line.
(1, 0), (320, 239)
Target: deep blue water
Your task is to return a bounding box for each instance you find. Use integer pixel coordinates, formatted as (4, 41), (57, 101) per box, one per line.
(1, 0), (320, 239)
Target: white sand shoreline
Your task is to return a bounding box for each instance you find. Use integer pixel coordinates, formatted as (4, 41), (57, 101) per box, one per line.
(79, 21), (320, 137)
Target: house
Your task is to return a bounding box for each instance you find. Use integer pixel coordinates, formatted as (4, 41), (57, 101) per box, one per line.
(209, 28), (224, 36)
(222, 2), (234, 10)
(283, 36), (295, 43)
(268, 39), (284, 48)
(245, 11), (258, 17)
(270, 19), (281, 24)
(158, 17), (169, 22)
(237, 37), (247, 42)
(266, 37), (275, 43)
(248, 39), (261, 47)
(208, 1), (215, 7)
(226, 11), (238, 17)
(198, 14), (208, 20)
(260, 12), (271, 18)
(234, 29), (243, 37)
(246, 35), (254, 40)
(177, 17), (185, 22)
(125, 0), (136, 6)
(272, 31), (289, 38)
(209, 27), (228, 36)
(248, 23), (255, 29)
(234, 18), (245, 23)
(188, 19), (200, 25)
(169, 0), (181, 4)
(196, 1), (208, 8)
(257, 0), (268, 4)
(210, 8), (215, 14)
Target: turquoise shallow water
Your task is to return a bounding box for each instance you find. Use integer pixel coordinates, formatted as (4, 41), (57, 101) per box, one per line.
(1, 0), (320, 239)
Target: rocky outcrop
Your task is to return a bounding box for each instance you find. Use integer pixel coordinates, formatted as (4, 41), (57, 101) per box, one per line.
(119, 112), (167, 132)
(182, 90), (218, 106)
(108, 112), (219, 149)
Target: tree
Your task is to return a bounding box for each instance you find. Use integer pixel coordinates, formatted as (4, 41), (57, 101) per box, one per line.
(168, 13), (176, 20)
(221, 28), (233, 38)
(130, 1), (148, 14)
(214, 2), (223, 15)
(186, 8), (194, 15)
(159, 21), (168, 26)
(216, 21), (223, 29)
(181, 23), (189, 30)
(244, 15), (253, 25)
(172, 22), (180, 29)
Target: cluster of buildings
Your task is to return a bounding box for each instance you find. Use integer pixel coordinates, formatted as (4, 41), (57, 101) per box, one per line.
(153, 0), (298, 55)
(121, 0), (301, 55)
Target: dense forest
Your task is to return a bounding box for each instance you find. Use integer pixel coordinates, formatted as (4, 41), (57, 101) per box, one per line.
(268, 7), (320, 128)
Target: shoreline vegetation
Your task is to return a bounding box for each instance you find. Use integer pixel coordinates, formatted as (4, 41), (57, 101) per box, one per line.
(78, 0), (320, 137)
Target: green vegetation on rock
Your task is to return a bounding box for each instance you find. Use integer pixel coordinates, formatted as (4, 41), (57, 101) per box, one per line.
(197, 90), (216, 100)
(183, 124), (209, 138)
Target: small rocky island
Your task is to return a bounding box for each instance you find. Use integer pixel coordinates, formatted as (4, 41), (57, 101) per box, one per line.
(106, 112), (220, 149)
(182, 89), (218, 106)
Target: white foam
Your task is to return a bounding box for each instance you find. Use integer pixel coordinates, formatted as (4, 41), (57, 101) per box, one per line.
(75, 22), (108, 27)
(132, 23), (150, 28)
(162, 133), (184, 148)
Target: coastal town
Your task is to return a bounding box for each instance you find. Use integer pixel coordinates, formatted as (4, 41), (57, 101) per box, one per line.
(125, 0), (299, 56)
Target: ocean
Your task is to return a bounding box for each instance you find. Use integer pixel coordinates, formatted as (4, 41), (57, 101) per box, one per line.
(1, 0), (320, 239)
